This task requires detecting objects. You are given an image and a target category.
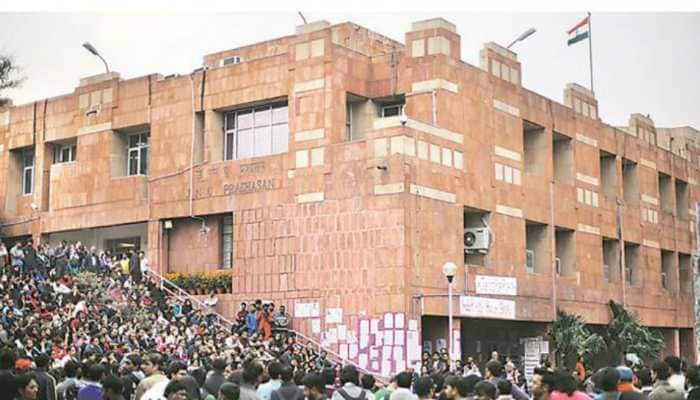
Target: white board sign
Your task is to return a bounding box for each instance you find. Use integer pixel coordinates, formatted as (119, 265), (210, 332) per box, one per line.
(326, 307), (343, 324)
(459, 296), (516, 319)
(475, 275), (517, 296)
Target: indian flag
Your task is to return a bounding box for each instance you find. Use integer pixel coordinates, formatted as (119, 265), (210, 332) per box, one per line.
(567, 16), (590, 46)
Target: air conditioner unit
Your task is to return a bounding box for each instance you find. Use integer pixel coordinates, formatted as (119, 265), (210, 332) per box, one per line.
(555, 257), (561, 275)
(464, 227), (490, 253)
(220, 56), (242, 66)
(525, 249), (535, 273)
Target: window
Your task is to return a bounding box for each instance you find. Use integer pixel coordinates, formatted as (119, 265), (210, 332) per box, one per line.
(553, 132), (573, 184)
(602, 238), (620, 283)
(661, 250), (676, 292)
(624, 242), (640, 286)
(346, 102), (353, 140)
(54, 143), (76, 163)
(555, 227), (575, 277)
(525, 221), (548, 274)
(622, 158), (639, 205)
(658, 173), (673, 213)
(381, 103), (404, 118)
(224, 102), (288, 161)
(221, 215), (234, 269)
(600, 151), (617, 198)
(523, 120), (546, 175)
(679, 253), (692, 293)
(104, 237), (141, 258)
(675, 179), (689, 220)
(127, 132), (149, 175)
(22, 150), (34, 195)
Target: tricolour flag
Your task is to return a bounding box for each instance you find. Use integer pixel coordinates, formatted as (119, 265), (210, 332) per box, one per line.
(567, 16), (590, 46)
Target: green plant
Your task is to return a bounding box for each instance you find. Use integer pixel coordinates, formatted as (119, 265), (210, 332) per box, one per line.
(604, 300), (664, 363)
(550, 309), (605, 369)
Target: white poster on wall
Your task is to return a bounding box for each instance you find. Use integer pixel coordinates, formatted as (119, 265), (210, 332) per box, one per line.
(459, 296), (516, 319)
(475, 275), (518, 296)
(326, 308), (343, 324)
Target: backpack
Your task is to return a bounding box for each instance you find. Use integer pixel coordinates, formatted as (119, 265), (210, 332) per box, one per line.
(336, 388), (367, 400)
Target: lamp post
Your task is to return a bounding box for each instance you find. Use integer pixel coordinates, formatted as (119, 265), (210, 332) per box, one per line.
(442, 261), (458, 371)
(82, 42), (110, 73)
(506, 27), (537, 49)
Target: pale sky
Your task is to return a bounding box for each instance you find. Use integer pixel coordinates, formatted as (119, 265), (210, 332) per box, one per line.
(1, 12), (699, 129)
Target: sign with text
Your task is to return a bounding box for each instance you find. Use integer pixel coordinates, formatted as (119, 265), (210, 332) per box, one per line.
(459, 296), (516, 319)
(475, 275), (517, 296)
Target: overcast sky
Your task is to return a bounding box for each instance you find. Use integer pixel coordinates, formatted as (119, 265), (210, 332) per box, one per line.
(1, 12), (699, 129)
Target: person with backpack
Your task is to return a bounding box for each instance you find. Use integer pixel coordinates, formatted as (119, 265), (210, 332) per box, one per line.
(331, 366), (368, 400)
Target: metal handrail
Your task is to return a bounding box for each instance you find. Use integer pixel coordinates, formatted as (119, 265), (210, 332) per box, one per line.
(147, 269), (387, 382)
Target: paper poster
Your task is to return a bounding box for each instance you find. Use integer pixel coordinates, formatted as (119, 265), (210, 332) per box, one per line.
(375, 333), (383, 347)
(423, 340), (433, 353)
(310, 303), (320, 317)
(339, 344), (349, 359)
(327, 328), (338, 344)
(338, 325), (347, 341)
(346, 330), (357, 344)
(408, 319), (418, 331)
(360, 334), (369, 349)
(393, 346), (404, 362)
(370, 347), (379, 360)
(384, 313), (394, 329)
(370, 319), (379, 334)
(349, 344), (358, 358)
(326, 308), (343, 324)
(359, 354), (368, 369)
(371, 361), (379, 371)
(382, 345), (392, 359)
(394, 313), (405, 329)
(384, 330), (394, 346)
(311, 319), (321, 334)
(360, 320), (369, 337)
(295, 302), (320, 318)
(381, 360), (391, 377)
(394, 330), (405, 345)
(436, 338), (447, 351)
(407, 331), (420, 362)
(395, 358), (406, 372)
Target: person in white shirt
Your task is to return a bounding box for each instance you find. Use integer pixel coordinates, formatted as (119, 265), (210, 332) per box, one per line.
(665, 356), (686, 393)
(389, 372), (418, 400)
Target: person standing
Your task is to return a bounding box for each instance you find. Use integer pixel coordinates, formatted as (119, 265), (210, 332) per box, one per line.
(134, 354), (168, 400)
(0, 240), (8, 273)
(32, 354), (56, 400)
(11, 241), (25, 275)
(271, 366), (304, 400)
(664, 357), (685, 394)
(649, 361), (684, 400)
(129, 251), (142, 286)
(23, 239), (38, 277)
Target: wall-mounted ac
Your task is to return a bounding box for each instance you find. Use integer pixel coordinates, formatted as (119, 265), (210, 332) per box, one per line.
(525, 249), (535, 273)
(220, 56), (242, 67)
(464, 227), (490, 254)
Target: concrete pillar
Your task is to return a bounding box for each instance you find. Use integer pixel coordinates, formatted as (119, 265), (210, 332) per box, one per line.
(147, 220), (162, 275)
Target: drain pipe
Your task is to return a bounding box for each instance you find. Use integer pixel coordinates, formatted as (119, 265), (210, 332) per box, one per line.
(189, 72), (206, 227)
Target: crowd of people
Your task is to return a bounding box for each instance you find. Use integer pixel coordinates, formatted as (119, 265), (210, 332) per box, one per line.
(1, 238), (699, 400)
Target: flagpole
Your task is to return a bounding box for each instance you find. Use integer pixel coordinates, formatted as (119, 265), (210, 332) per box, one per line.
(588, 11), (594, 93)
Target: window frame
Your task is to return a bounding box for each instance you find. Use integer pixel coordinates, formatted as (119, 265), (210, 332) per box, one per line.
(223, 102), (289, 161)
(381, 103), (405, 118)
(221, 215), (234, 269)
(127, 131), (150, 176)
(54, 143), (77, 164)
(21, 149), (34, 196)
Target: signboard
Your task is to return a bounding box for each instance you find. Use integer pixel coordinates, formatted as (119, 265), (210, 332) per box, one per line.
(459, 296), (516, 319)
(475, 275), (518, 296)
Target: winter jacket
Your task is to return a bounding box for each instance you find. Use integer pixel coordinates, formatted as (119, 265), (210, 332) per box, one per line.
(649, 380), (684, 400)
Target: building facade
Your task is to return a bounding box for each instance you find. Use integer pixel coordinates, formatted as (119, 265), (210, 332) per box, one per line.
(0, 17), (697, 374)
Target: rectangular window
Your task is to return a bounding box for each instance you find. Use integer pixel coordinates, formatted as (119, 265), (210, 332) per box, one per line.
(54, 143), (77, 163)
(624, 242), (640, 286)
(661, 249), (676, 292)
(104, 237), (141, 258)
(658, 172), (673, 213)
(224, 102), (288, 161)
(221, 215), (234, 269)
(600, 150), (617, 198)
(553, 132), (573, 184)
(525, 220), (548, 274)
(622, 158), (639, 205)
(346, 102), (353, 140)
(127, 132), (149, 176)
(602, 238), (620, 283)
(523, 120), (546, 175)
(22, 150), (34, 195)
(381, 103), (404, 118)
(675, 179), (689, 220)
(679, 253), (692, 293)
(555, 227), (575, 277)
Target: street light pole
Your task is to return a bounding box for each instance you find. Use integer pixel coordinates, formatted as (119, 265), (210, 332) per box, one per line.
(442, 261), (457, 371)
(506, 27), (537, 49)
(82, 42), (110, 73)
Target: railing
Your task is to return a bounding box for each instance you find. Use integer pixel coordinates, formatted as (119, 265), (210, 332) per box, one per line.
(147, 269), (387, 382)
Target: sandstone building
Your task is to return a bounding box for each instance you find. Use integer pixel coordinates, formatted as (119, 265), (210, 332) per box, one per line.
(0, 17), (697, 374)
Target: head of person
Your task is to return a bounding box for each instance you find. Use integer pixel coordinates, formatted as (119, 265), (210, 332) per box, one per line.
(430, 373), (445, 393)
(15, 373), (39, 400)
(651, 361), (671, 383)
(497, 380), (512, 397)
(124, 354), (141, 373)
(142, 353), (163, 376)
(475, 381), (497, 400)
(396, 371), (412, 389)
(280, 365), (294, 383)
(616, 366), (634, 384)
(485, 360), (503, 380)
(267, 361), (283, 380)
(532, 368), (554, 400)
(0, 348), (16, 370)
(463, 375), (481, 398)
(168, 361), (188, 382)
(303, 373), (326, 400)
(664, 356), (682, 375)
(340, 365), (360, 386)
(63, 360), (79, 378)
(242, 360), (263, 386)
(219, 383), (241, 400)
(414, 376), (435, 399)
(444, 376), (461, 400)
(164, 380), (189, 400)
(213, 358), (228, 374)
(551, 369), (576, 396)
(636, 368), (652, 388)
(361, 374), (376, 391)
(87, 363), (106, 383)
(687, 365), (700, 388)
(598, 367), (620, 392)
(102, 375), (124, 399)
